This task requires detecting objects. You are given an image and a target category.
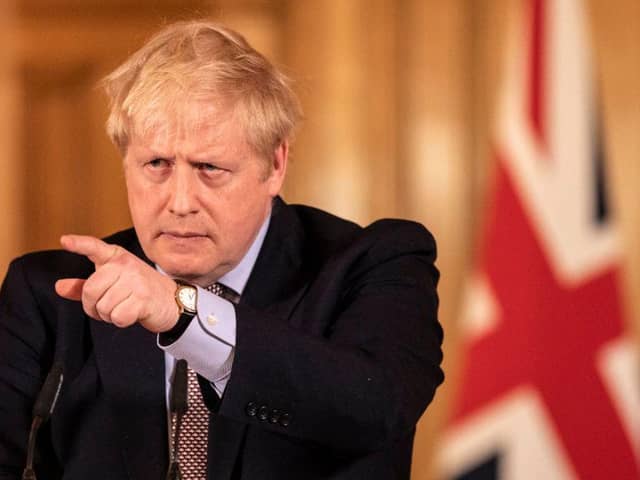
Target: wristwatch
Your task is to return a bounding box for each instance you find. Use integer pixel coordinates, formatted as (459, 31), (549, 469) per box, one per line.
(175, 281), (198, 315)
(159, 281), (198, 346)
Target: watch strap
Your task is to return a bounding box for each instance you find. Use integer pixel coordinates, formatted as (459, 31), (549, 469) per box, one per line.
(159, 311), (196, 346)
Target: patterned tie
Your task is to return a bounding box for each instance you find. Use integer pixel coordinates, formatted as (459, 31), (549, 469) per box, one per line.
(206, 282), (241, 304)
(170, 282), (239, 480)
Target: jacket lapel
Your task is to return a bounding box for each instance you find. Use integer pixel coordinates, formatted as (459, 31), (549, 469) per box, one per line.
(208, 198), (311, 479)
(242, 197), (310, 316)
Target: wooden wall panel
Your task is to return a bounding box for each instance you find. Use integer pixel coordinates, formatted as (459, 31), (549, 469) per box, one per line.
(1, 3), (210, 265)
(396, 2), (472, 478)
(18, 0), (209, 18)
(283, 0), (398, 224)
(589, 0), (640, 339)
(0, 2), (23, 274)
(22, 64), (92, 251)
(214, 0), (286, 62)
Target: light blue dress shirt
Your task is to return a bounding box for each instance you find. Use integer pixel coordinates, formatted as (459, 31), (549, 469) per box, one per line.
(159, 213), (271, 398)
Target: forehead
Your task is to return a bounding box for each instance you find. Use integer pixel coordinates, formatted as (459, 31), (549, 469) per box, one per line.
(129, 100), (248, 154)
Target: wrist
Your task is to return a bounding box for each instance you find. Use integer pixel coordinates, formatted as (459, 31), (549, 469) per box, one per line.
(158, 280), (198, 344)
(158, 310), (196, 346)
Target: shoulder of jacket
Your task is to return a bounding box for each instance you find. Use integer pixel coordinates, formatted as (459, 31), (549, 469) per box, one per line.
(365, 218), (436, 250)
(9, 227), (139, 281)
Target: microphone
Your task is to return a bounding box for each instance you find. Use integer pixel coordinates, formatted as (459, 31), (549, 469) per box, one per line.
(22, 361), (64, 480)
(166, 359), (188, 480)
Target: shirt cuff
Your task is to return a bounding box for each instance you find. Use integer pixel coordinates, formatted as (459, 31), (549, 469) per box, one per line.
(158, 286), (237, 388)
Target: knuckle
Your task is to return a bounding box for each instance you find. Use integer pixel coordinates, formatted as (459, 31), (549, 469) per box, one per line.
(81, 295), (96, 316)
(112, 245), (123, 259)
(112, 308), (133, 328)
(114, 245), (129, 257)
(95, 300), (111, 321)
(111, 314), (126, 328)
(81, 282), (96, 302)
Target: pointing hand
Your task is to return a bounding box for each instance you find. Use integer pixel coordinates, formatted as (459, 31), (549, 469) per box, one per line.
(55, 235), (180, 332)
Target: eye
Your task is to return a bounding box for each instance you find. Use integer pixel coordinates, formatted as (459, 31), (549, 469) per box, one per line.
(195, 161), (231, 184)
(147, 158), (169, 168)
(142, 158), (172, 182)
(196, 162), (220, 172)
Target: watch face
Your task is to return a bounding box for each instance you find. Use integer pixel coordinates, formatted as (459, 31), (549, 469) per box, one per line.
(178, 286), (197, 312)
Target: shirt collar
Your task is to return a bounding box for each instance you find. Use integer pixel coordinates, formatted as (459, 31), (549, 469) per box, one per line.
(217, 213), (270, 295)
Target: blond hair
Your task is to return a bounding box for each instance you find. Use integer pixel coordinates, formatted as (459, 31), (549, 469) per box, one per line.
(101, 20), (301, 161)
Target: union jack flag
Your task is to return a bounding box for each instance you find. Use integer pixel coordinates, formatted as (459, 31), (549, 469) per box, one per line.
(438, 0), (639, 478)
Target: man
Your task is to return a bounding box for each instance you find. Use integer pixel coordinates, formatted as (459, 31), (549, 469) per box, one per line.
(0, 21), (443, 480)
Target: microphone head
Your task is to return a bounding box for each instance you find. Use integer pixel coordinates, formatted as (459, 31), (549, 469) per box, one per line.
(32, 361), (64, 421)
(170, 359), (189, 415)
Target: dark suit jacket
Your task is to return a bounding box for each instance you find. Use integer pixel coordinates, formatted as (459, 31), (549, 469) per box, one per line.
(0, 198), (443, 479)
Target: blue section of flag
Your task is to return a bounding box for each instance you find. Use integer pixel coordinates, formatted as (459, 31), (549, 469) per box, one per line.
(592, 101), (608, 224)
(452, 453), (500, 480)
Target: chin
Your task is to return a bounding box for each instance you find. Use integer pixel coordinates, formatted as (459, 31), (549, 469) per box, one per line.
(155, 255), (215, 281)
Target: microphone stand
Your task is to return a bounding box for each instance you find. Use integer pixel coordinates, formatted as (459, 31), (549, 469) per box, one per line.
(22, 417), (42, 480)
(22, 361), (64, 480)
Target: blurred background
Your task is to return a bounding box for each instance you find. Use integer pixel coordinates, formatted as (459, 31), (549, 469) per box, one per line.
(0, 0), (638, 478)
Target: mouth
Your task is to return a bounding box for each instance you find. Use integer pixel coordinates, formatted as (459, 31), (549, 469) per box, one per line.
(160, 231), (208, 240)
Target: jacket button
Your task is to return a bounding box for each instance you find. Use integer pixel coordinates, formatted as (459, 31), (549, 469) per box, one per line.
(258, 405), (269, 421)
(268, 409), (281, 424)
(279, 413), (291, 427)
(245, 402), (258, 417)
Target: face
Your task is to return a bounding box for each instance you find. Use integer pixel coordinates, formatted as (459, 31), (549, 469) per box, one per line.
(123, 104), (287, 286)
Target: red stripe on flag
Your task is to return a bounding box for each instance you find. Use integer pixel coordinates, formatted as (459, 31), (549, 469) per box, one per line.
(450, 158), (639, 479)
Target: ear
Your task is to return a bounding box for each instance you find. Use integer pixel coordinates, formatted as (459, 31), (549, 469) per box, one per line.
(266, 140), (289, 196)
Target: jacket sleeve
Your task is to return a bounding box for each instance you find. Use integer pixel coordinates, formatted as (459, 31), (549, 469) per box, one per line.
(218, 222), (444, 453)
(0, 257), (58, 479)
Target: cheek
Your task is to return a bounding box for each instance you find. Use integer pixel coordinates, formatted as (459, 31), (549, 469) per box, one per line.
(126, 178), (161, 230)
(208, 186), (265, 236)
(230, 189), (271, 236)
(226, 186), (268, 225)
(127, 182), (145, 214)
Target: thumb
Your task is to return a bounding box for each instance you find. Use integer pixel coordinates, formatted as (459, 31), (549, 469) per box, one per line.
(55, 278), (86, 301)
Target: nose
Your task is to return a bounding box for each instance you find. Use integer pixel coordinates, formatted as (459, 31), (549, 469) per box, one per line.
(168, 165), (199, 216)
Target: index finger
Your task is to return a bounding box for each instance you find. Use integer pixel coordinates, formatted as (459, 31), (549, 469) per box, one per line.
(60, 234), (119, 266)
